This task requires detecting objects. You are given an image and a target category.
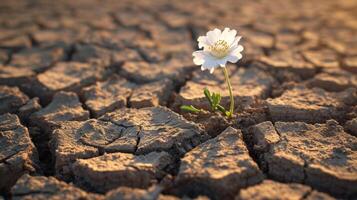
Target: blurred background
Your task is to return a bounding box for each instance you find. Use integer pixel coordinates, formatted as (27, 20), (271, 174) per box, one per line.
(0, 0), (356, 69)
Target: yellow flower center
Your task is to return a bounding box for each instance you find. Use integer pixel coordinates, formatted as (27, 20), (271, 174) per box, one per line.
(209, 40), (230, 58)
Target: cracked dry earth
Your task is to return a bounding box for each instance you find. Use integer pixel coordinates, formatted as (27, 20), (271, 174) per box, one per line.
(0, 0), (356, 200)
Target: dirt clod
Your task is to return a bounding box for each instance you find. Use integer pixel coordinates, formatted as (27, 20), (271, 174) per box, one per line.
(30, 91), (89, 134)
(267, 86), (357, 123)
(171, 127), (263, 200)
(72, 152), (172, 193)
(251, 120), (357, 197)
(0, 85), (29, 115)
(0, 114), (39, 193)
(236, 180), (335, 200)
(11, 174), (100, 200)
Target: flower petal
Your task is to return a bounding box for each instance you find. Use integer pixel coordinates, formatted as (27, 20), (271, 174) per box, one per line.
(192, 50), (206, 65)
(221, 28), (237, 45)
(235, 44), (244, 52)
(200, 50), (230, 71)
(227, 53), (243, 63)
(206, 28), (221, 45)
(228, 44), (244, 55)
(202, 55), (219, 68)
(201, 54), (223, 73)
(197, 36), (211, 49)
(227, 46), (244, 63)
(217, 57), (229, 67)
(230, 36), (242, 48)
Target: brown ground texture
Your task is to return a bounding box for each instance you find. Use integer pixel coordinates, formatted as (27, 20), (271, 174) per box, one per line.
(0, 0), (357, 199)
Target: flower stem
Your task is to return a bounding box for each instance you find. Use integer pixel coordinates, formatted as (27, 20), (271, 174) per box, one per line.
(223, 67), (234, 117)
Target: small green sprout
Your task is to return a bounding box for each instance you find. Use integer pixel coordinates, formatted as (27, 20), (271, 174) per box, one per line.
(180, 105), (202, 113)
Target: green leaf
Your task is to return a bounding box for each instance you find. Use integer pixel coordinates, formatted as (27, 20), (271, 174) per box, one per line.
(216, 93), (221, 103)
(212, 93), (221, 106)
(211, 93), (217, 104)
(217, 104), (227, 114)
(216, 104), (232, 117)
(203, 88), (213, 107)
(210, 92), (222, 111)
(180, 105), (201, 113)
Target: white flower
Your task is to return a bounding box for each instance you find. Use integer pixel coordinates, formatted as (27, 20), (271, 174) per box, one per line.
(192, 28), (244, 73)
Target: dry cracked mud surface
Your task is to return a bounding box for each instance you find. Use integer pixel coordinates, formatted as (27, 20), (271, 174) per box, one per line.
(0, 0), (356, 199)
(250, 120), (357, 197)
